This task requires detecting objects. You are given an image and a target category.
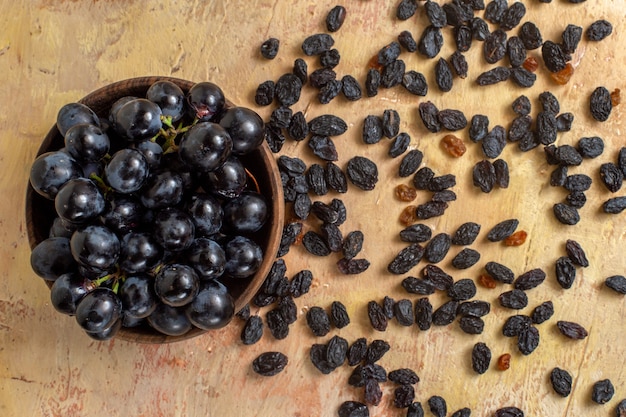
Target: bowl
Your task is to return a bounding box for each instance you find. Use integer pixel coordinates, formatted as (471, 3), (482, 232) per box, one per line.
(25, 76), (284, 343)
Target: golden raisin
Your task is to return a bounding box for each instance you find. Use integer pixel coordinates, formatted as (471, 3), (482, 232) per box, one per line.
(498, 353), (511, 371)
(441, 134), (467, 157)
(504, 230), (527, 246)
(399, 205), (418, 226)
(395, 184), (417, 202)
(550, 63), (574, 85)
(611, 88), (621, 106)
(522, 56), (539, 72)
(478, 274), (497, 289)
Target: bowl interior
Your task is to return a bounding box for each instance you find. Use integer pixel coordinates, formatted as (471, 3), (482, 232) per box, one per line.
(25, 76), (284, 343)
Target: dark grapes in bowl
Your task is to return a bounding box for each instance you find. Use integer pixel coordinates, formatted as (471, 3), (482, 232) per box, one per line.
(26, 76), (284, 343)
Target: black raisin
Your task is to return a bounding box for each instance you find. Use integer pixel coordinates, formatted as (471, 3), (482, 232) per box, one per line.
(484, 0), (507, 23)
(483, 29), (507, 64)
(413, 166), (435, 190)
(342, 230), (364, 260)
(486, 261), (514, 284)
(241, 315), (264, 345)
(394, 385), (416, 409)
(586, 20), (613, 41)
(471, 17), (490, 41)
(260, 37), (280, 59)
(553, 203), (580, 225)
(309, 67), (336, 88)
(577, 136), (604, 158)
(289, 269), (313, 298)
(451, 249), (481, 269)
(495, 407), (524, 417)
(342, 75), (363, 101)
(394, 299), (415, 326)
(435, 57), (453, 92)
(499, 289), (528, 309)
(476, 66), (511, 86)
(287, 111), (309, 141)
(603, 196), (626, 214)
(388, 243), (425, 274)
(378, 41), (402, 66)
(517, 325), (540, 355)
(473, 160), (496, 192)
(507, 36), (526, 67)
(432, 300), (458, 326)
(255, 80), (275, 106)
(383, 109), (401, 138)
(554, 145), (583, 166)
(396, 0), (419, 20)
(458, 300), (491, 317)
(556, 320), (588, 339)
(550, 367), (573, 397)
(338, 401), (369, 417)
(600, 162), (623, 192)
(310, 343), (337, 374)
(308, 135), (338, 161)
(425, 0), (447, 27)
(399, 150), (424, 177)
(566, 191), (586, 209)
(266, 308), (289, 339)
(318, 79), (343, 104)
(347, 156), (378, 190)
(252, 351), (288, 376)
(302, 33), (335, 56)
(278, 296), (297, 324)
(503, 314), (532, 337)
(293, 58), (308, 85)
(347, 337), (368, 366)
(514, 268), (546, 291)
(418, 25), (444, 59)
(381, 60), (406, 88)
(499, 2), (525, 31)
(306, 306), (331, 337)
(402, 276), (436, 296)
(592, 379), (615, 404)
(555, 256), (577, 289)
(275, 73), (302, 107)
(471, 342), (491, 374)
(455, 25), (473, 52)
(487, 219), (519, 242)
(565, 239), (589, 267)
(368, 301), (388, 331)
(494, 159), (510, 188)
(531, 301), (554, 324)
(365, 69), (381, 97)
(366, 339), (391, 364)
(562, 24), (583, 54)
(605, 275), (626, 295)
(424, 233), (451, 263)
(326, 335), (349, 367)
(415, 297), (433, 330)
(337, 258), (370, 275)
(482, 125), (507, 158)
(399, 30), (418, 52)
(450, 51), (469, 78)
(326, 5), (346, 32)
(542, 41), (568, 73)
(438, 109), (467, 131)
(389, 132), (411, 158)
(402, 71), (429, 96)
(418, 101), (441, 133)
(512, 95), (531, 115)
(400, 224), (433, 243)
(423, 264), (454, 290)
(469, 114), (489, 142)
(451, 222), (481, 246)
(519, 21), (543, 50)
(428, 396), (447, 417)
(448, 278), (477, 301)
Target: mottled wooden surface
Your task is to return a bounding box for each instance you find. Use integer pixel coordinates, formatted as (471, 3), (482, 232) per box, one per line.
(2, 0), (626, 416)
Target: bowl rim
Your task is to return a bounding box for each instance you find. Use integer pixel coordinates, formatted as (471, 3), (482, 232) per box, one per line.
(25, 76), (285, 343)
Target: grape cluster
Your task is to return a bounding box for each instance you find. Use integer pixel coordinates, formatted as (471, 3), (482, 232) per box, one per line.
(29, 79), (269, 340)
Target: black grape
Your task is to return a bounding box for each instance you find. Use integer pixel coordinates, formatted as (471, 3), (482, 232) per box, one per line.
(185, 280), (234, 330)
(30, 151), (83, 200)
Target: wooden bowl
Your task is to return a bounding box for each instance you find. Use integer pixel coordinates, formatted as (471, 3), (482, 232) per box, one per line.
(25, 76), (284, 343)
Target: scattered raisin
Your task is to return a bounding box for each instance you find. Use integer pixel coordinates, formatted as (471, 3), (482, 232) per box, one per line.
(347, 156), (378, 190)
(514, 268), (546, 291)
(550, 367), (573, 397)
(586, 20), (613, 41)
(498, 353), (511, 371)
(367, 300), (388, 331)
(442, 134), (466, 157)
(472, 342), (492, 374)
(338, 401), (369, 417)
(517, 326), (540, 355)
(415, 297), (434, 330)
(605, 275), (626, 295)
(592, 379), (615, 404)
(451, 248), (481, 269)
(428, 395), (447, 417)
(590, 86), (613, 122)
(498, 289), (528, 309)
(326, 5), (346, 32)
(565, 239), (589, 267)
(556, 320), (588, 339)
(252, 351), (288, 376)
(532, 301), (554, 324)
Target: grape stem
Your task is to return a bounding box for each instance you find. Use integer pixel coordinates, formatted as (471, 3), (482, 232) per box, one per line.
(154, 115), (199, 154)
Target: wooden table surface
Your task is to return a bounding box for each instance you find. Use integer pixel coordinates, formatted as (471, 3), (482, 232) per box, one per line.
(2, 1), (625, 416)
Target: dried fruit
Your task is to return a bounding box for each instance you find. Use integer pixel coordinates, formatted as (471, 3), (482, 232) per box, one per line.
(428, 395), (447, 417)
(592, 379), (615, 404)
(565, 239), (589, 267)
(432, 300), (458, 326)
(302, 33), (335, 56)
(441, 134), (466, 157)
(451, 248), (481, 269)
(586, 19), (613, 41)
(605, 275), (626, 295)
(517, 326), (540, 355)
(388, 368), (420, 385)
(252, 352), (288, 376)
(346, 156), (378, 190)
(498, 353), (511, 371)
(550, 367), (573, 397)
(415, 297), (433, 330)
(514, 268), (546, 291)
(368, 300), (388, 331)
(338, 401), (369, 417)
(325, 5), (346, 32)
(498, 289), (528, 309)
(590, 86), (613, 122)
(399, 149), (425, 177)
(388, 243), (424, 274)
(556, 320), (588, 339)
(495, 407), (524, 417)
(532, 301), (554, 324)
(306, 306), (331, 337)
(472, 342), (492, 374)
(487, 219), (519, 242)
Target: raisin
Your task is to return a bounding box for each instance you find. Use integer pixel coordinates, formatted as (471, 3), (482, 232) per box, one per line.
(275, 73), (303, 107)
(443, 2), (471, 26)
(395, 184), (417, 202)
(550, 367), (573, 397)
(292, 192), (311, 219)
(577, 136), (604, 158)
(318, 80), (343, 104)
(306, 306), (331, 337)
(482, 125), (507, 158)
(414, 297), (433, 331)
(611, 88), (621, 106)
(484, 0), (507, 23)
(605, 275), (626, 295)
(522, 57), (539, 72)
(471, 17), (490, 41)
(255, 80), (276, 106)
(495, 407), (524, 417)
(592, 379), (615, 404)
(473, 160), (496, 193)
(519, 21), (542, 49)
(399, 149), (425, 177)
(418, 101), (441, 133)
(388, 243), (425, 274)
(432, 300), (459, 326)
(399, 205), (419, 226)
(287, 111), (309, 141)
(617, 399), (626, 417)
(347, 338), (368, 366)
(510, 67), (537, 88)
(389, 132), (411, 158)
(266, 309), (289, 340)
(365, 69), (381, 97)
(459, 316), (485, 334)
(302, 33), (335, 56)
(498, 289), (528, 309)
(326, 335), (349, 367)
(562, 24), (583, 54)
(303, 230), (331, 256)
(479, 274), (497, 288)
(310, 343), (337, 374)
(435, 57), (453, 92)
(428, 396), (447, 417)
(555, 256), (577, 289)
(551, 64), (575, 85)
(483, 29), (507, 64)
(413, 167), (435, 190)
(448, 278), (478, 300)
(241, 315), (264, 345)
(450, 51), (469, 78)
(503, 314), (532, 337)
(469, 114), (489, 142)
(321, 223), (343, 252)
(587, 20), (613, 41)
(500, 2), (525, 30)
(603, 197), (626, 214)
(290, 269), (313, 298)
(394, 299), (415, 326)
(383, 109), (401, 138)
(396, 0), (418, 20)
(498, 353), (511, 371)
(402, 71), (429, 96)
(418, 25), (444, 59)
(416, 201), (448, 219)
(541, 40), (568, 73)
(600, 162), (624, 192)
(566, 191), (586, 209)
(402, 277), (436, 296)
(424, 233), (452, 263)
(518, 325), (540, 355)
(554, 145), (583, 166)
(451, 248), (481, 269)
(455, 25), (473, 52)
(338, 401), (369, 417)
(539, 91), (560, 114)
(347, 156), (378, 190)
(337, 258), (370, 275)
(399, 224), (432, 243)
(425, 0), (447, 27)
(364, 378), (383, 406)
(325, 162), (348, 193)
(399, 30), (418, 52)
(472, 342), (491, 374)
(536, 111), (558, 145)
(486, 261), (515, 283)
(556, 320), (588, 339)
(493, 159), (510, 189)
(514, 268), (546, 291)
(252, 351), (288, 376)
(565, 239), (589, 267)
(368, 301), (388, 331)
(309, 67), (336, 88)
(325, 5), (346, 32)
(383, 296), (396, 319)
(340, 75), (362, 101)
(427, 174), (456, 192)
(506, 36), (526, 67)
(260, 37), (280, 59)
(293, 58), (308, 85)
(441, 134), (466, 157)
(451, 406), (472, 416)
(394, 385), (416, 409)
(341, 230), (364, 261)
(366, 339), (391, 364)
(487, 219), (519, 242)
(556, 112), (574, 131)
(423, 264), (454, 290)
(381, 60), (406, 88)
(458, 300), (491, 317)
(438, 109), (467, 131)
